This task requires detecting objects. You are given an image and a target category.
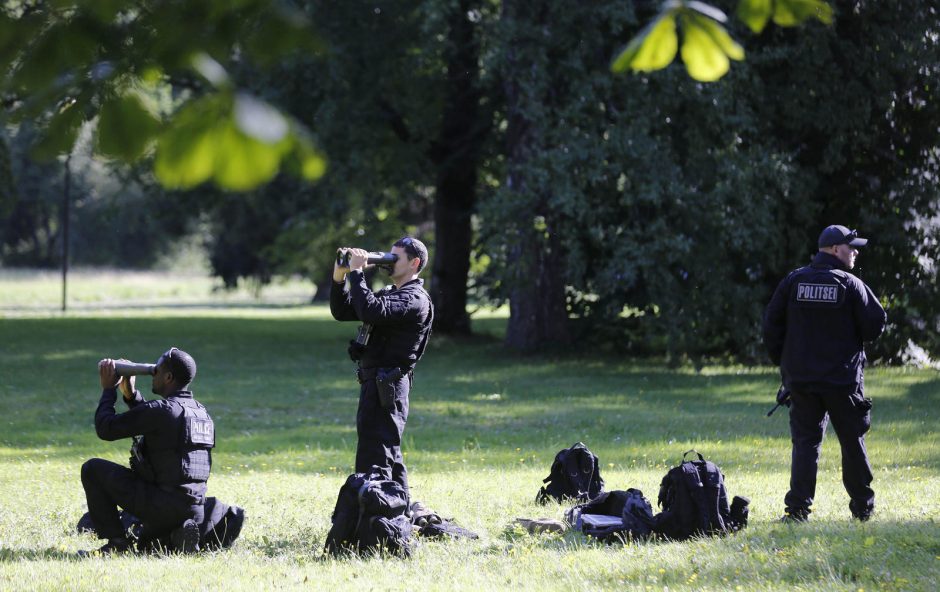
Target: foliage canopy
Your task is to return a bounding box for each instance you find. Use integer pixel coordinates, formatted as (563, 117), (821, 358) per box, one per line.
(1, 0), (327, 191)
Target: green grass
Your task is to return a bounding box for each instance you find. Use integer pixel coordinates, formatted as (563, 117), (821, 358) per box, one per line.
(0, 267), (315, 311)
(0, 274), (938, 590)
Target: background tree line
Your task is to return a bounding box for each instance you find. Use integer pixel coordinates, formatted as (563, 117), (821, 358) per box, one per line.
(1, 0), (938, 363)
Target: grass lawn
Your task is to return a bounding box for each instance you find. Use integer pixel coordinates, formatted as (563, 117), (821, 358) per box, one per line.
(0, 273), (937, 590)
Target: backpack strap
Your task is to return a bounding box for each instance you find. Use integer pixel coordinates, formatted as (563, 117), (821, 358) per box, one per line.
(699, 461), (729, 533)
(680, 461), (711, 534)
(682, 449), (705, 463)
(354, 479), (373, 550)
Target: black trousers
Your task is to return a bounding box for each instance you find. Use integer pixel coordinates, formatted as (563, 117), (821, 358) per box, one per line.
(355, 373), (410, 495)
(81, 458), (202, 540)
(784, 387), (874, 517)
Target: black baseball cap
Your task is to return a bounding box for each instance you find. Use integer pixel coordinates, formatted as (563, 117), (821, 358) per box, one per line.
(393, 236), (429, 272)
(818, 225), (868, 248)
(158, 347), (197, 386)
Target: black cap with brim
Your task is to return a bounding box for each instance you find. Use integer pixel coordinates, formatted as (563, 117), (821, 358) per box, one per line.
(818, 225), (868, 248)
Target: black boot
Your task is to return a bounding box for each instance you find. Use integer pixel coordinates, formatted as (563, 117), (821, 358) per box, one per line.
(170, 519), (200, 553)
(780, 507), (810, 523)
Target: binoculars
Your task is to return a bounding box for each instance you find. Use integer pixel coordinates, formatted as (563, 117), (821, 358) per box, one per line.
(335, 248), (399, 269)
(115, 361), (156, 376)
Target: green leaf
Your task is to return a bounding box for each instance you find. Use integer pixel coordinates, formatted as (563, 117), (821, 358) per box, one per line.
(155, 92), (323, 191)
(233, 93), (289, 144)
(11, 20), (98, 92)
(773, 0), (833, 27)
(686, 1), (729, 22)
(30, 102), (85, 160)
(192, 53), (231, 88)
(292, 138), (328, 182)
(96, 93), (161, 161)
(611, 12), (678, 74)
(692, 12), (745, 61)
(680, 13), (743, 82)
(212, 122), (287, 191)
(154, 98), (223, 189)
(737, 0), (773, 33)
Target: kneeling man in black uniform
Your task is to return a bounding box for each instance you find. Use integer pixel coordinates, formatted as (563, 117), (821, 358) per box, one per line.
(79, 347), (214, 555)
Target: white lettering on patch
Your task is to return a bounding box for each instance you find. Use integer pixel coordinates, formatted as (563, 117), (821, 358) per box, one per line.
(796, 283), (839, 303)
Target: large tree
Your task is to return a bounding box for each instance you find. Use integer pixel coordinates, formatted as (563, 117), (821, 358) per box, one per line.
(189, 0), (493, 328)
(478, 0), (938, 360)
(4, 0), (937, 362)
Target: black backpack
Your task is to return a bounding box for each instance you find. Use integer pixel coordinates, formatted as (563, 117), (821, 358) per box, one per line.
(653, 450), (749, 540)
(564, 488), (655, 543)
(323, 466), (414, 557)
(536, 442), (604, 504)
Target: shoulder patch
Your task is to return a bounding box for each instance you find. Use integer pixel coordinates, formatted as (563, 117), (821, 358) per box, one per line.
(796, 282), (840, 303)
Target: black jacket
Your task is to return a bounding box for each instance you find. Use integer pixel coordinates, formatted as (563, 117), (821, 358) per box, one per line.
(762, 252), (886, 394)
(95, 388), (210, 502)
(330, 271), (433, 369)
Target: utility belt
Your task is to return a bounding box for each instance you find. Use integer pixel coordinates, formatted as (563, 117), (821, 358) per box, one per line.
(157, 482), (204, 501)
(356, 365), (412, 384)
(356, 365), (413, 410)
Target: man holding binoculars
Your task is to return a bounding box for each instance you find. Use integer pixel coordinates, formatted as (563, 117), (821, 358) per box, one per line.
(79, 348), (214, 556)
(330, 237), (434, 502)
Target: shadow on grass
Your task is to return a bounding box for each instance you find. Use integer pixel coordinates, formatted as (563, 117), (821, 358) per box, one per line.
(498, 518), (940, 573)
(0, 547), (80, 561)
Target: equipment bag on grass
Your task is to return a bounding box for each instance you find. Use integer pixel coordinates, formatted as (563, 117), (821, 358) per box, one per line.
(536, 442), (604, 504)
(564, 488), (655, 543)
(323, 465), (414, 558)
(409, 501), (479, 540)
(653, 450), (749, 541)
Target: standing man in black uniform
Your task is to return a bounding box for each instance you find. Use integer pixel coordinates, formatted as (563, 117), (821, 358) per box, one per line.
(763, 225), (887, 522)
(330, 237), (433, 499)
(79, 348), (214, 555)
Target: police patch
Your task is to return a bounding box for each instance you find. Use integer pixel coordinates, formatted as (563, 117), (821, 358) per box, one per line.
(188, 417), (215, 446)
(796, 283), (840, 303)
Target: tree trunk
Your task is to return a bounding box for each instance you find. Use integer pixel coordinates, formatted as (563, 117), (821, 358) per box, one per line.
(429, 0), (486, 335)
(501, 0), (570, 351)
(505, 226), (570, 351)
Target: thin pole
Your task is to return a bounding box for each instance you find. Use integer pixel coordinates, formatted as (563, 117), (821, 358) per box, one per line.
(61, 153), (71, 312)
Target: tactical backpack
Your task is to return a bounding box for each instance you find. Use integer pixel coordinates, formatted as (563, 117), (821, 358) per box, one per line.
(652, 450), (749, 541)
(323, 466), (414, 558)
(564, 488), (655, 543)
(536, 442), (604, 504)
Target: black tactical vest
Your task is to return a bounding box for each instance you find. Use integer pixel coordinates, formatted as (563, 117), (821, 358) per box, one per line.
(130, 397), (215, 485)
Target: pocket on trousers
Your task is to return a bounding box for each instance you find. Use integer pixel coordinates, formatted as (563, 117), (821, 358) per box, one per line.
(850, 392), (872, 434)
(376, 368), (404, 410)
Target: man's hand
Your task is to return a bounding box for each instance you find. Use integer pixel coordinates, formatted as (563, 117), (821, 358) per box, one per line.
(115, 359), (136, 401)
(98, 359), (120, 390)
(334, 247), (351, 283)
(347, 248), (369, 272)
